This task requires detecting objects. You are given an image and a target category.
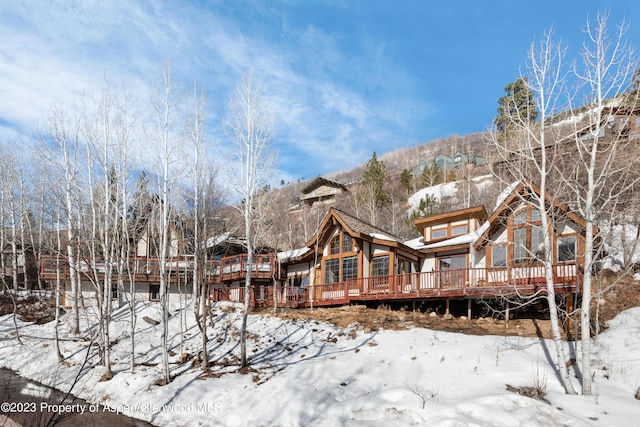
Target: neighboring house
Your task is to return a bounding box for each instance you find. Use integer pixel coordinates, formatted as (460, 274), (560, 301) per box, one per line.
(413, 152), (486, 175)
(300, 176), (348, 206)
(1, 244), (38, 289)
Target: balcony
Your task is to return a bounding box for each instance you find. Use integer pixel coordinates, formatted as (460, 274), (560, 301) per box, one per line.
(40, 253), (283, 284)
(212, 264), (582, 308)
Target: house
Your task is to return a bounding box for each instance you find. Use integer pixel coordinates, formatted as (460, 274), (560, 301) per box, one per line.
(288, 208), (423, 305)
(41, 181), (592, 318)
(212, 181), (590, 318)
(413, 152), (487, 175)
(300, 176), (348, 206)
(1, 243), (38, 289)
(407, 205), (488, 275)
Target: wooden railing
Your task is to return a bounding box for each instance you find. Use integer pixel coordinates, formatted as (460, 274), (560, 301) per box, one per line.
(213, 264), (582, 307)
(212, 285), (307, 308)
(40, 253), (283, 283)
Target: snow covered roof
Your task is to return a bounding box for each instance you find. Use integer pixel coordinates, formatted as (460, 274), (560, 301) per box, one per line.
(278, 247), (311, 262)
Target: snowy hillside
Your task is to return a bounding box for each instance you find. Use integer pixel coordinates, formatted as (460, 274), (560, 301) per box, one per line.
(407, 174), (495, 211)
(2, 301), (640, 426)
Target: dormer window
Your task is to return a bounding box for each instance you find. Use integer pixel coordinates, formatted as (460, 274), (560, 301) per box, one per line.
(432, 228), (448, 239)
(451, 225), (468, 236)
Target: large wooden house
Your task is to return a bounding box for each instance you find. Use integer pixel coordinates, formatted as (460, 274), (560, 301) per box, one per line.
(40, 182), (591, 317)
(212, 181), (590, 313)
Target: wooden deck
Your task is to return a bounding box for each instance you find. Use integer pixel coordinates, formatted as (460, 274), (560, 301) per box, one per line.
(40, 255), (581, 308)
(212, 264), (582, 308)
(39, 253), (284, 284)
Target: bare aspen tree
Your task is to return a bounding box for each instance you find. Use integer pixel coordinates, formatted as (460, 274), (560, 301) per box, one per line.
(150, 63), (185, 384)
(491, 29), (577, 395)
(564, 12), (639, 396)
(0, 146), (24, 345)
(187, 81), (213, 371)
(224, 72), (276, 368)
(54, 198), (65, 362)
(44, 105), (83, 335)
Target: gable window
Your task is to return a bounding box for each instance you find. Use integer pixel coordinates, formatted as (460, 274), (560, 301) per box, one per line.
(511, 207), (545, 264)
(342, 234), (353, 253)
(557, 236), (577, 262)
(371, 255), (390, 277)
(324, 231), (359, 283)
(329, 235), (340, 255)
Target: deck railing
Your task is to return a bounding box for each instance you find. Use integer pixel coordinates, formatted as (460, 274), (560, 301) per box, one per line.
(40, 253), (283, 283)
(214, 264), (582, 307)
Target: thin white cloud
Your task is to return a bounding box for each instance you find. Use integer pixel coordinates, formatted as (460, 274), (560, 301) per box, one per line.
(0, 0), (432, 183)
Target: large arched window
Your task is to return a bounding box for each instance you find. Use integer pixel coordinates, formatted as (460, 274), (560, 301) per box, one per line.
(323, 230), (358, 283)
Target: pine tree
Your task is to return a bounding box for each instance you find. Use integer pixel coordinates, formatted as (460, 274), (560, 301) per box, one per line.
(409, 195), (439, 221)
(494, 77), (538, 134)
(358, 152), (390, 226)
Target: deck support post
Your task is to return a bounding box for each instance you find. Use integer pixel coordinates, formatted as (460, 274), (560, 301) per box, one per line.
(566, 293), (574, 340)
(445, 299), (450, 316)
(505, 301), (510, 327)
(467, 298), (472, 321)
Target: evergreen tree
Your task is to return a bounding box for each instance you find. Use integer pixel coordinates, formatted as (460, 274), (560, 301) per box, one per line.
(494, 77), (538, 133)
(409, 194), (439, 221)
(400, 168), (414, 193)
(358, 152), (390, 226)
(361, 152), (390, 205)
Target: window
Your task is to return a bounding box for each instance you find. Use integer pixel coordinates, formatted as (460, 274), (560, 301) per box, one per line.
(371, 255), (390, 277)
(342, 256), (358, 280)
(329, 235), (340, 255)
(111, 285), (119, 300)
(438, 254), (466, 270)
(511, 207), (546, 264)
(513, 228), (527, 263)
(432, 228), (448, 239)
(324, 259), (339, 283)
(451, 225), (468, 236)
(149, 284), (160, 301)
(557, 236), (577, 262)
(342, 234), (353, 253)
(491, 245), (507, 267)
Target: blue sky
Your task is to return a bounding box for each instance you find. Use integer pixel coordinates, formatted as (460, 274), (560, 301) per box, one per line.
(1, 1), (639, 184)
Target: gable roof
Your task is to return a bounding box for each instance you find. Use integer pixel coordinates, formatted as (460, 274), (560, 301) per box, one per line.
(473, 181), (594, 251)
(306, 208), (420, 255)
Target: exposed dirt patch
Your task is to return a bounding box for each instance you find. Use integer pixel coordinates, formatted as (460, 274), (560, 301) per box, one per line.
(258, 272), (640, 340)
(258, 305), (557, 339)
(594, 272), (640, 331)
(0, 295), (59, 324)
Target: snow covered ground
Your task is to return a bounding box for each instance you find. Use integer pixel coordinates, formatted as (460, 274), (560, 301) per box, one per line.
(1, 301), (640, 426)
